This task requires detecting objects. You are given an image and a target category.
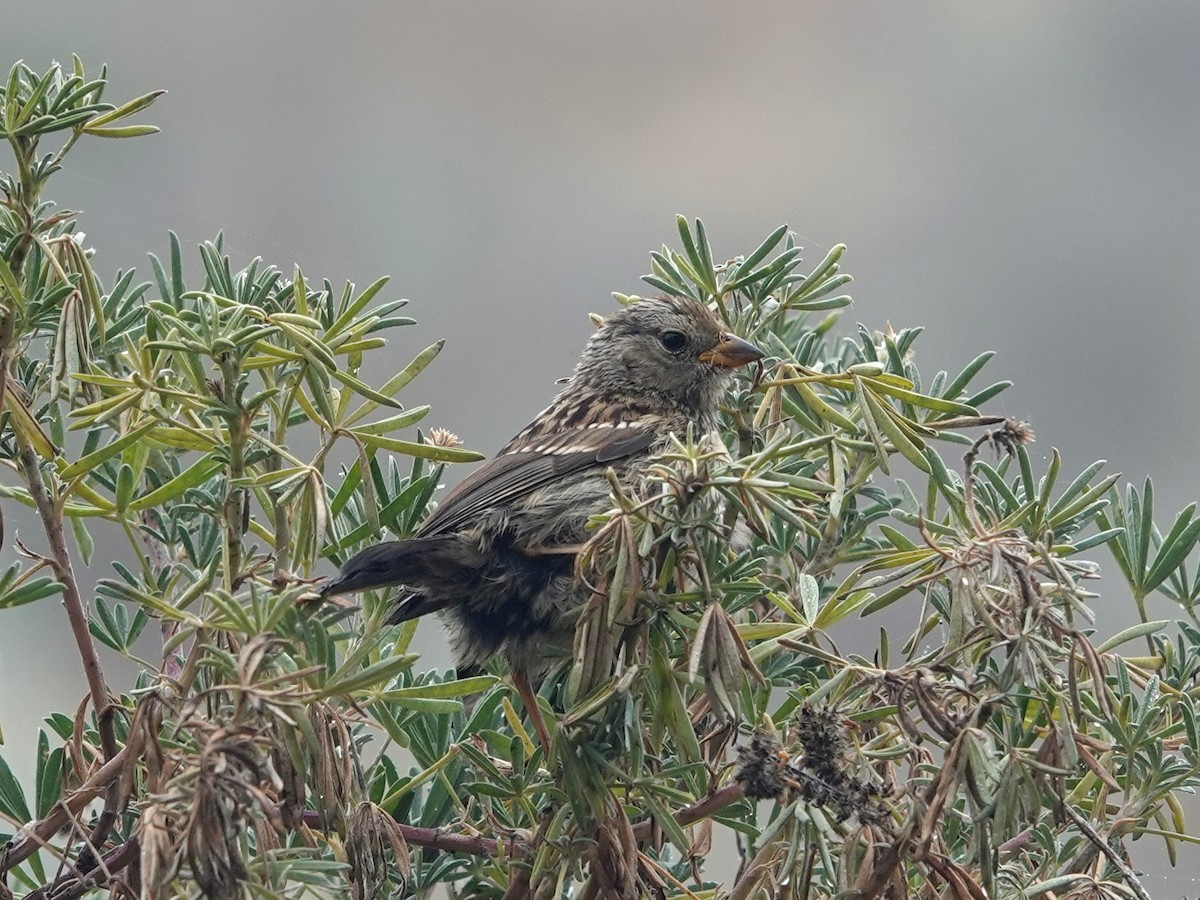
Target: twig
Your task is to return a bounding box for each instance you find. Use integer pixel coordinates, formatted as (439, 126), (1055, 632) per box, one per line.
(305, 783), (746, 862)
(631, 782), (747, 841)
(13, 435), (127, 864)
(1, 748), (131, 873)
(1061, 804), (1152, 900)
(13, 441), (116, 759)
(25, 837), (138, 900)
(300, 810), (522, 857)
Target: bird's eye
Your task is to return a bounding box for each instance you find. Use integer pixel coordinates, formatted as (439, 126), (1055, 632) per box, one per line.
(659, 330), (687, 353)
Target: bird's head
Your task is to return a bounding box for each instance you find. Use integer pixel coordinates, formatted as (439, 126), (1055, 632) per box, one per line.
(571, 297), (763, 425)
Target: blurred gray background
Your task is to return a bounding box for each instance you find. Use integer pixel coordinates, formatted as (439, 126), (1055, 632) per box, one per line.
(3, 2), (1200, 892)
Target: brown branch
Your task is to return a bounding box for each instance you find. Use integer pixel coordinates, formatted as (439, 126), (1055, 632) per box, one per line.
(1, 747), (131, 874)
(394, 823), (515, 857)
(14, 441), (116, 759)
(300, 810), (523, 857)
(14, 436), (126, 865)
(301, 782), (747, 862)
(846, 840), (905, 900)
(500, 867), (533, 900)
(137, 506), (183, 680)
(25, 837), (138, 900)
(217, 357), (248, 589)
(1061, 804), (1151, 900)
(9, 766), (746, 893)
(631, 782), (747, 841)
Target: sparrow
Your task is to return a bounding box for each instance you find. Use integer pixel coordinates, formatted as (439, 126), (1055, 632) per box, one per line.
(321, 296), (762, 745)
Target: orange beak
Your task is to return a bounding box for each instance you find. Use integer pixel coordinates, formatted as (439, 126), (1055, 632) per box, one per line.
(699, 333), (763, 368)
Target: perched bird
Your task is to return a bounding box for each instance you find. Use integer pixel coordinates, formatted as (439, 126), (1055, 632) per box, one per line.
(322, 296), (762, 745)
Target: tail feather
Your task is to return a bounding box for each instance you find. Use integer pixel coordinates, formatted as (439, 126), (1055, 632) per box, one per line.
(320, 536), (481, 597)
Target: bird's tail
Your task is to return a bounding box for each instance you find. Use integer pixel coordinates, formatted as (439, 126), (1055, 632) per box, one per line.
(320, 536), (477, 597)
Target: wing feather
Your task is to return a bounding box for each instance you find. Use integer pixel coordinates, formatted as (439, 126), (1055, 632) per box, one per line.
(415, 425), (655, 538)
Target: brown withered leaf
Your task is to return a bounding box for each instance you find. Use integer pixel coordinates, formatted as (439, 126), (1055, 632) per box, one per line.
(346, 801), (410, 900)
(586, 796), (640, 900)
(309, 701), (362, 830)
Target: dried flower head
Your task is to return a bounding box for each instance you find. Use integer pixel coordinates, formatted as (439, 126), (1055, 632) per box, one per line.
(137, 802), (182, 897)
(427, 427), (462, 448)
(736, 730), (789, 800)
(346, 801), (410, 900)
(185, 726), (269, 898)
(691, 601), (762, 722)
(309, 701), (363, 830)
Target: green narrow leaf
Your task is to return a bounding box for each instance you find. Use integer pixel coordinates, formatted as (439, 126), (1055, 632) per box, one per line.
(354, 433), (484, 463)
(342, 340), (444, 427)
(326, 276), (391, 336)
(69, 516), (94, 565)
(940, 351), (995, 400)
(1036, 448), (1062, 514)
(80, 88), (164, 127)
(34, 733), (63, 819)
(862, 378), (977, 416)
(693, 218), (717, 291)
(731, 223), (789, 278)
(381, 675), (496, 701)
(80, 124), (159, 138)
(169, 231), (185, 303)
(1135, 478), (1154, 581)
(798, 573), (819, 622)
(0, 576), (64, 610)
(862, 389), (930, 473)
(788, 243), (845, 299)
(1144, 517), (1200, 594)
(0, 751), (31, 821)
(676, 215), (710, 292)
(59, 420), (157, 479)
(1067, 527), (1124, 554)
(1016, 445), (1036, 503)
(643, 792), (691, 855)
(962, 380), (1011, 407)
(130, 455), (224, 511)
(649, 251), (691, 293)
(1047, 473), (1121, 529)
(350, 406), (431, 436)
(321, 653), (419, 697)
(1095, 620), (1168, 653)
(14, 65), (58, 129)
(329, 367), (408, 410)
(1046, 459), (1107, 516)
(0, 253), (28, 314)
(854, 380), (889, 474)
(792, 382), (855, 431)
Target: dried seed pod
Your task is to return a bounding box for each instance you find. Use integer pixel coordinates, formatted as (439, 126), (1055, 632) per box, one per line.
(309, 701), (362, 830)
(691, 602), (752, 721)
(346, 801), (410, 900)
(186, 727), (267, 899)
(136, 802), (182, 898)
(736, 729), (788, 800)
(585, 796), (639, 900)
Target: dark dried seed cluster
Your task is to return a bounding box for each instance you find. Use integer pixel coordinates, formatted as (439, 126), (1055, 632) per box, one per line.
(736, 709), (889, 825)
(794, 707), (887, 825)
(735, 730), (789, 800)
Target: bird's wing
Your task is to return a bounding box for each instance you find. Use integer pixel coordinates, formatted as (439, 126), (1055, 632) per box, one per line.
(415, 423), (655, 539)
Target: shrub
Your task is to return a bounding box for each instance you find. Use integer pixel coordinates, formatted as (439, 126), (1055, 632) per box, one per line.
(1, 57), (1196, 900)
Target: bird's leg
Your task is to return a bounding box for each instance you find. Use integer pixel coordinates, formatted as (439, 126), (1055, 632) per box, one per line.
(523, 543), (587, 556)
(512, 668), (553, 754)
